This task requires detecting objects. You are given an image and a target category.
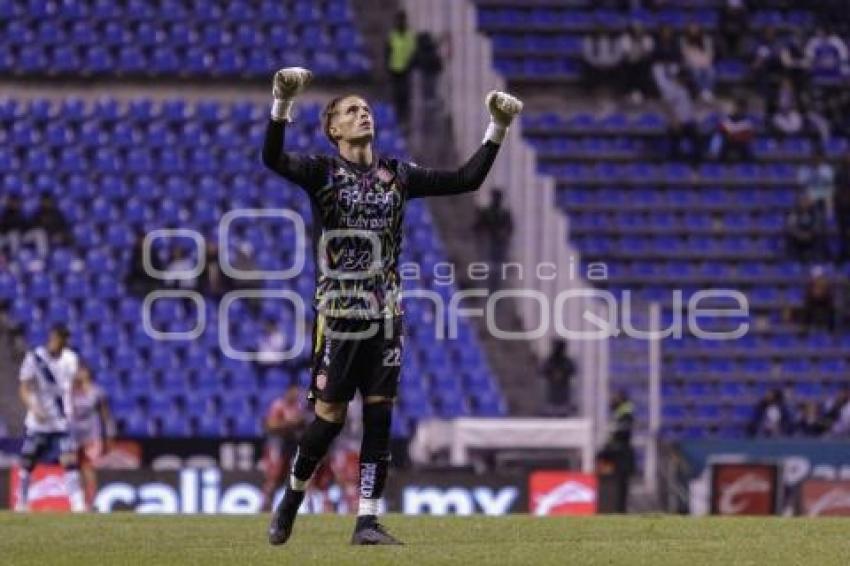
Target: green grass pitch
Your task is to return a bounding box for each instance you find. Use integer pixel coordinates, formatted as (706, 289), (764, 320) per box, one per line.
(2, 512), (849, 565)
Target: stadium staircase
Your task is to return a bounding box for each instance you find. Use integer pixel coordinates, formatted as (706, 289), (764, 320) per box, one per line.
(470, 0), (850, 442)
(428, 176), (545, 417)
(346, 0), (547, 415)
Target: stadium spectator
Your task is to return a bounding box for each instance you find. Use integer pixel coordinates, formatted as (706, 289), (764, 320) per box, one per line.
(474, 189), (513, 293)
(804, 26), (849, 78)
(770, 78), (804, 137)
(261, 384), (307, 511)
(829, 90), (850, 139)
(31, 194), (71, 246)
(125, 234), (160, 296)
(680, 23), (716, 102)
(597, 390), (635, 513)
(824, 388), (850, 437)
(799, 83), (832, 146)
(539, 339), (577, 416)
(582, 30), (623, 93)
(798, 150), (835, 219)
(801, 267), (836, 332)
(163, 245), (198, 290)
(719, 0), (749, 58)
(618, 23), (655, 104)
(747, 388), (793, 437)
(709, 98), (754, 162)
(0, 194), (30, 236)
(413, 32), (443, 106)
(794, 401), (827, 437)
(779, 31), (811, 94)
(786, 194), (828, 262)
(833, 155), (850, 263)
(652, 24), (681, 68)
(658, 66), (701, 164)
(227, 241), (259, 290)
(385, 10), (417, 129)
(255, 319), (288, 376)
(751, 27), (783, 102)
(198, 241), (233, 300)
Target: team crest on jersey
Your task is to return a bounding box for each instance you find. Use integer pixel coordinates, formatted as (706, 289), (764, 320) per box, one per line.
(334, 167), (358, 184)
(316, 371), (328, 391)
(377, 167), (394, 184)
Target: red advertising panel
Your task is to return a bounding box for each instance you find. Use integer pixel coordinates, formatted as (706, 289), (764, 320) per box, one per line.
(529, 471), (597, 516)
(800, 479), (850, 517)
(710, 463), (778, 516)
(9, 465), (71, 512)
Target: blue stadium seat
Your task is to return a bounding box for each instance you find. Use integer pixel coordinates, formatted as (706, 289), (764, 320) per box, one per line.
(160, 415), (192, 437)
(229, 414), (261, 437)
(121, 411), (150, 437)
(5, 95), (498, 440)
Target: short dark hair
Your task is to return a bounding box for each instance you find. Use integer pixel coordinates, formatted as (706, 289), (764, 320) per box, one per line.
(76, 360), (93, 380)
(321, 94), (367, 147)
(50, 324), (70, 341)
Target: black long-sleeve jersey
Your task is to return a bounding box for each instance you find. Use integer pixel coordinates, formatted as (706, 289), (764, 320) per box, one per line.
(262, 120), (500, 319)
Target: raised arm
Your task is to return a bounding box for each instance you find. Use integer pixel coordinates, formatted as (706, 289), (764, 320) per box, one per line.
(260, 67), (327, 192)
(406, 142), (501, 198)
(407, 91), (523, 199)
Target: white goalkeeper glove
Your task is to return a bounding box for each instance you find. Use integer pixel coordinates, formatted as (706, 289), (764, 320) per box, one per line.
(270, 67), (313, 122)
(484, 90), (523, 144)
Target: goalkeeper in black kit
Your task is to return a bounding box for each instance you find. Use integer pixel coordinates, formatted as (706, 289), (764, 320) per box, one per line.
(262, 67), (522, 545)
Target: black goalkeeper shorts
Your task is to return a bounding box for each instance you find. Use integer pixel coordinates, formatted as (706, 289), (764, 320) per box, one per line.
(308, 315), (403, 403)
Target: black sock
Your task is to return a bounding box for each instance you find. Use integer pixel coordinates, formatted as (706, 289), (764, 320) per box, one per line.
(283, 488), (305, 506)
(291, 415), (344, 488)
(358, 402), (392, 518)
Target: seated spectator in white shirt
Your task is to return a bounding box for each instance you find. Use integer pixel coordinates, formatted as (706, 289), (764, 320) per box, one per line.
(805, 26), (849, 76)
(582, 30), (623, 92)
(681, 23), (716, 102)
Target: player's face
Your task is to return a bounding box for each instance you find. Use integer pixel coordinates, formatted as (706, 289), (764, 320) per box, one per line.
(330, 96), (374, 145)
(47, 331), (67, 354)
(73, 368), (88, 391)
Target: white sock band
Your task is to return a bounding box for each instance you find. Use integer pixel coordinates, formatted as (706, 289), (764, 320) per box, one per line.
(358, 497), (380, 516)
(290, 475), (308, 491)
(483, 121), (507, 144)
(17, 468), (30, 505)
(64, 470), (86, 512)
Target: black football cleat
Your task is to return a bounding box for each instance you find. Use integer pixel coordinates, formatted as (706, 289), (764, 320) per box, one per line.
(350, 518), (404, 546)
(268, 491), (303, 546)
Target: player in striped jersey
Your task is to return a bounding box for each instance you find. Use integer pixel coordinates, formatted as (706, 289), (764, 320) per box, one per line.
(15, 324), (87, 512)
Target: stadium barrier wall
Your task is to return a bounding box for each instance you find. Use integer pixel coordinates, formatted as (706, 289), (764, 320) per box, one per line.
(1, 466), (607, 516)
(798, 479), (850, 516)
(404, 0), (611, 446)
(667, 439), (850, 516)
(410, 417), (595, 473)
